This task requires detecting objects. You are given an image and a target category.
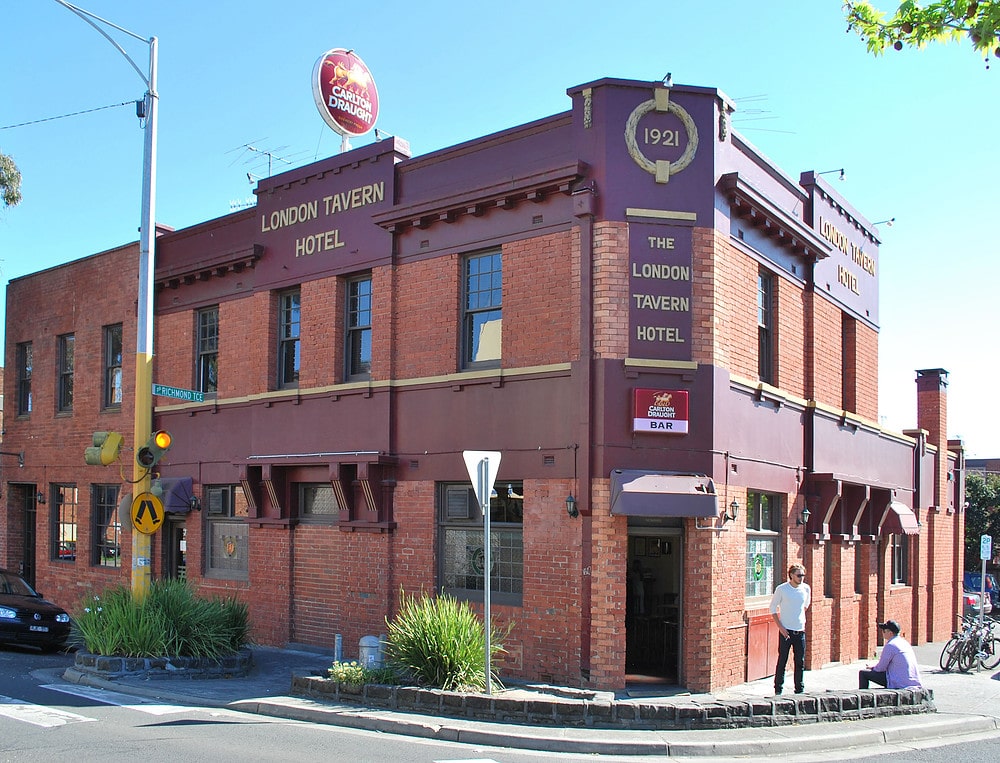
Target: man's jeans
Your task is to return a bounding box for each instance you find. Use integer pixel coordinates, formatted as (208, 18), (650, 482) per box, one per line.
(774, 629), (806, 694)
(858, 669), (888, 689)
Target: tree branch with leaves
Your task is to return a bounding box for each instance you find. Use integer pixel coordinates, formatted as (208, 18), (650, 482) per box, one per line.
(845, 1), (1000, 62)
(0, 152), (22, 207)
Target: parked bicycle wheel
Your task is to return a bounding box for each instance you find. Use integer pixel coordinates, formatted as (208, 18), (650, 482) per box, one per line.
(939, 637), (962, 671)
(958, 638), (979, 672)
(981, 636), (1000, 670)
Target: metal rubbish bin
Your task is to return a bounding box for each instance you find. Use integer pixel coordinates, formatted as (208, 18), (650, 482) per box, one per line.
(358, 635), (383, 668)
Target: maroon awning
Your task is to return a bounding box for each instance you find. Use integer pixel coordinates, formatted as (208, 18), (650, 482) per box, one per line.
(609, 470), (718, 517)
(881, 501), (919, 536)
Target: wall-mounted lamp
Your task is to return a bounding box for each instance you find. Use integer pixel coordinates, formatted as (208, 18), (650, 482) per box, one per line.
(874, 217), (895, 227)
(819, 168), (845, 181)
(566, 494), (579, 518)
(724, 498), (739, 523)
(36, 491), (46, 504)
(797, 505), (812, 527)
(189, 495), (202, 511)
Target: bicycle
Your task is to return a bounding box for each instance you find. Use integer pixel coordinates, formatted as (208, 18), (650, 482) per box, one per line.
(939, 615), (978, 672)
(957, 617), (1000, 673)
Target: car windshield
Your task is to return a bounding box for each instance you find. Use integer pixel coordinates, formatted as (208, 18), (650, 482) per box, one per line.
(0, 572), (37, 597)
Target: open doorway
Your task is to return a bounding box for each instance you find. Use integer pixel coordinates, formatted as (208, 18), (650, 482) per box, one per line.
(626, 530), (682, 684)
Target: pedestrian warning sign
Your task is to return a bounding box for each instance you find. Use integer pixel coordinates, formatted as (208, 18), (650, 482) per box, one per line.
(131, 491), (165, 535)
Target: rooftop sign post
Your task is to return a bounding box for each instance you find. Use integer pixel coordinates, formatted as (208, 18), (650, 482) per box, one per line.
(311, 48), (379, 153)
(463, 450), (501, 695)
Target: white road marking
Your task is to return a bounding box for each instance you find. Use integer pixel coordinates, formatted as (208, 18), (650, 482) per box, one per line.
(0, 694), (96, 728)
(40, 683), (192, 715)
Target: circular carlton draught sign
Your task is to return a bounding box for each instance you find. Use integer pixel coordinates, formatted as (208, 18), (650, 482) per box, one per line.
(311, 48), (379, 137)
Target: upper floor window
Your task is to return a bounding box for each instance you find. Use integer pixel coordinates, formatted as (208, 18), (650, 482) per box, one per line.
(463, 251), (502, 368)
(278, 290), (300, 389)
(103, 324), (123, 409)
(57, 334), (74, 412)
(346, 276), (372, 380)
(757, 270), (774, 385)
(197, 307), (219, 395)
(745, 490), (781, 599)
(16, 341), (31, 415)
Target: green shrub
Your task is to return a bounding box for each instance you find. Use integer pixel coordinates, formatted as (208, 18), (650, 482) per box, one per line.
(328, 659), (399, 686)
(384, 590), (511, 692)
(73, 580), (251, 658)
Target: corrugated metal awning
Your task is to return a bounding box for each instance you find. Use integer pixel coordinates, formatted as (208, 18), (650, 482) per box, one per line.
(881, 501), (919, 536)
(610, 469), (718, 517)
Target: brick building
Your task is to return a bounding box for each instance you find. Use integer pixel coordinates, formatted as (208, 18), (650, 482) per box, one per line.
(2, 77), (965, 692)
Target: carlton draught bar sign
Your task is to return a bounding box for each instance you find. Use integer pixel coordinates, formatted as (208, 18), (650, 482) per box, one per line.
(632, 388), (689, 434)
(312, 48), (379, 137)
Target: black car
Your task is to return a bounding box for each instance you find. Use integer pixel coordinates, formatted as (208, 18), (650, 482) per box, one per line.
(0, 569), (72, 651)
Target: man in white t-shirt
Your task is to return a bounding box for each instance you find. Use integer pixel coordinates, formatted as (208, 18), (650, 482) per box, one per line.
(769, 563), (811, 694)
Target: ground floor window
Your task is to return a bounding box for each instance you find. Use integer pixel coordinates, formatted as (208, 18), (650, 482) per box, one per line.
(891, 534), (909, 585)
(92, 484), (120, 567)
(205, 485), (248, 580)
(299, 483), (337, 521)
(51, 485), (78, 562)
(745, 490), (781, 599)
(438, 481), (523, 606)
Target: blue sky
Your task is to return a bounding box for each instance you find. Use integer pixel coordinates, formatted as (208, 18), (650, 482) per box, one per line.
(2, 1), (997, 456)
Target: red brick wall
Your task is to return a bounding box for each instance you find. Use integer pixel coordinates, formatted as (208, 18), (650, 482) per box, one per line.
(855, 322), (879, 421)
(774, 277), (806, 398)
(3, 244), (139, 606)
(586, 479), (627, 688)
(393, 255), (459, 378)
(808, 295), (842, 409)
(300, 276), (341, 388)
(504, 231), (579, 366)
(593, 222), (629, 359)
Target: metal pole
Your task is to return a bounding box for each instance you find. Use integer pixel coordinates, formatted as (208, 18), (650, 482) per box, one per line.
(131, 36), (158, 601)
(479, 458), (492, 695)
(54, 2), (158, 601)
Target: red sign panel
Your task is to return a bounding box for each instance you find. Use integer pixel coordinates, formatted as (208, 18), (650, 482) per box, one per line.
(632, 388), (689, 434)
(312, 49), (379, 137)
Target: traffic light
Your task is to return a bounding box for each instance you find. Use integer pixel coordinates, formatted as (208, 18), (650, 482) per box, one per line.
(136, 430), (173, 469)
(84, 431), (123, 466)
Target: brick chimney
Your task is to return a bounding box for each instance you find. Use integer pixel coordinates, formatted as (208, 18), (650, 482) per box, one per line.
(916, 368), (948, 508)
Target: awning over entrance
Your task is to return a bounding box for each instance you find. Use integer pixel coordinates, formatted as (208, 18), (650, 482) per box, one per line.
(157, 476), (197, 514)
(610, 470), (718, 517)
(881, 501), (920, 536)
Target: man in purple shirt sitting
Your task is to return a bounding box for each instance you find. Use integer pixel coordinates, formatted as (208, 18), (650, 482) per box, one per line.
(859, 620), (922, 689)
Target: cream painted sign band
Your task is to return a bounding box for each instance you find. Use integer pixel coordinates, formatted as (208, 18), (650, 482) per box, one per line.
(625, 87), (698, 183)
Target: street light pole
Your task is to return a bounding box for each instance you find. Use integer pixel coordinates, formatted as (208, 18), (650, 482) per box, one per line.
(54, 2), (158, 600)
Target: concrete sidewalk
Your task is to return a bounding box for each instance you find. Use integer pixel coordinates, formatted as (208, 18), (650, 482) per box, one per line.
(60, 640), (1000, 758)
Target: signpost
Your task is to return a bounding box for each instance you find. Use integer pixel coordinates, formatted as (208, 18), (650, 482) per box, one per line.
(463, 450), (501, 695)
(153, 383), (204, 403)
(131, 491), (164, 535)
(981, 534), (993, 626)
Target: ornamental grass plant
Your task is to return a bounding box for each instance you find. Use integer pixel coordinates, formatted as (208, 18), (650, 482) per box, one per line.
(384, 589), (511, 692)
(73, 579), (251, 658)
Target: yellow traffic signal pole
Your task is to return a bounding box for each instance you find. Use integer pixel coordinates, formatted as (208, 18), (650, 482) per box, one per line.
(55, 2), (159, 601)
